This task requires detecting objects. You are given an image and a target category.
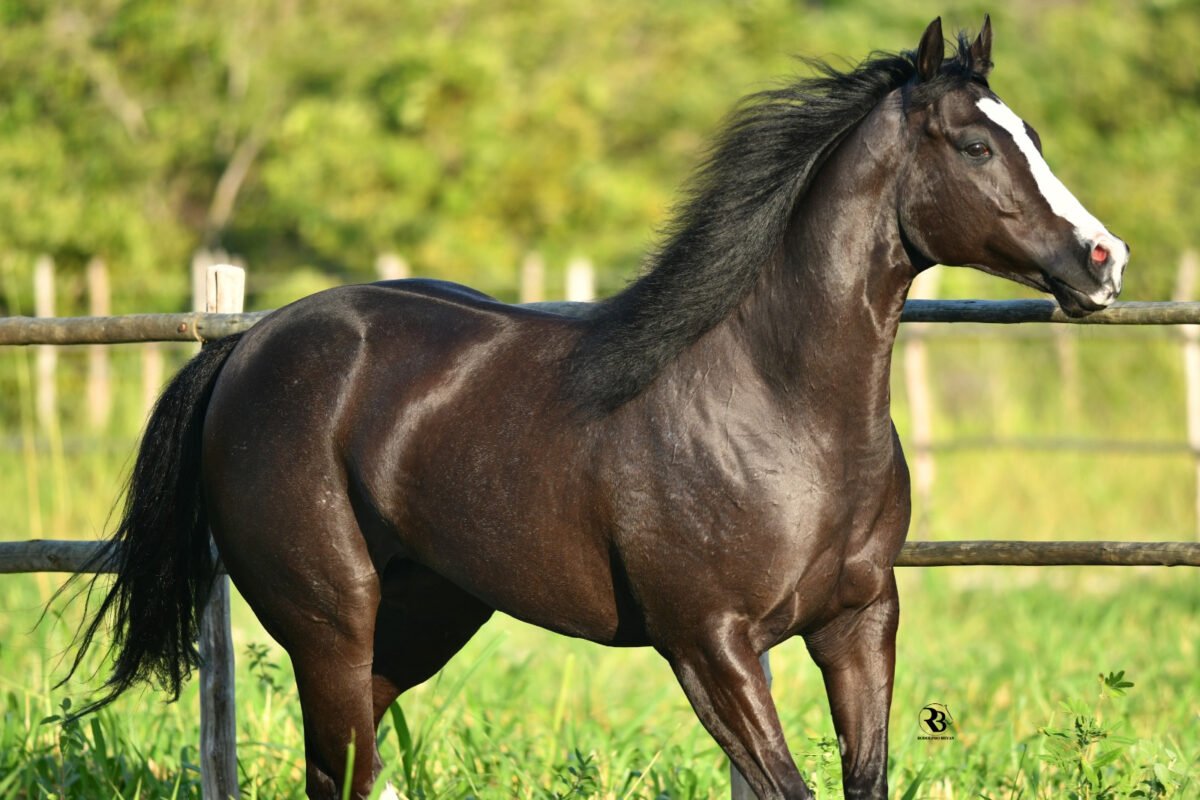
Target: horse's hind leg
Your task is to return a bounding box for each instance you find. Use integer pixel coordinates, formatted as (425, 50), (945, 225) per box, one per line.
(369, 559), (494, 725)
(209, 495), (384, 799)
(290, 596), (382, 800)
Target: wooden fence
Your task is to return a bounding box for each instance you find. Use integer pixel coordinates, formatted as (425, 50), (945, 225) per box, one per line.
(901, 253), (1200, 539)
(2, 266), (1200, 800)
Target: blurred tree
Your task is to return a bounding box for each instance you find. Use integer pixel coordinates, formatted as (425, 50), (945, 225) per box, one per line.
(0, 0), (1195, 309)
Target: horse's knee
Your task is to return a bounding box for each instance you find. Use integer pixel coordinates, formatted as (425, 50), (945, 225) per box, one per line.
(804, 582), (898, 669)
(833, 557), (897, 613)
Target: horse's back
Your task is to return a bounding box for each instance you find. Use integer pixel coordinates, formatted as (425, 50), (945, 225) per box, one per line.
(209, 278), (581, 425)
(204, 278), (585, 505)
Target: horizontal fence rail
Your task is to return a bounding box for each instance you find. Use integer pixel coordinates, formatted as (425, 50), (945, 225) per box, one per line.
(899, 299), (1200, 324)
(4, 539), (1199, 574)
(896, 540), (1200, 567)
(923, 437), (1196, 455)
(7, 300), (1200, 346)
(0, 310), (271, 345)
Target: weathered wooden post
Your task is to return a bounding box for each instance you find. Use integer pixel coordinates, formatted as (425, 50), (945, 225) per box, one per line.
(140, 342), (164, 422)
(376, 252), (410, 281)
(1174, 250), (1200, 541)
(1053, 321), (1081, 421)
(904, 270), (939, 537)
(86, 257), (113, 430)
(520, 251), (546, 304)
(565, 256), (595, 302)
(192, 250), (213, 313)
(199, 264), (242, 799)
(34, 255), (57, 435)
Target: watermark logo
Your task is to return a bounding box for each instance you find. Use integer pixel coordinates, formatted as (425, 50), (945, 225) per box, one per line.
(918, 703), (955, 740)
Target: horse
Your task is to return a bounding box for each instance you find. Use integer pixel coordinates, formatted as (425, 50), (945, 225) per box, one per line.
(66, 15), (1128, 800)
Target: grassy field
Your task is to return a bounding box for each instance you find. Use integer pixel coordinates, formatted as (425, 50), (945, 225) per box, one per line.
(1, 569), (1196, 798)
(2, 290), (1199, 798)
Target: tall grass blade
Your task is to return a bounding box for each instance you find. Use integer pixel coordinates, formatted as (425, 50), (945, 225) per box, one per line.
(899, 762), (929, 800)
(389, 701), (415, 790)
(342, 730), (357, 800)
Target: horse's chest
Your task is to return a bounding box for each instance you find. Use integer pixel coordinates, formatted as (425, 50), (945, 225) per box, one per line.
(737, 447), (909, 620)
(788, 460), (909, 621)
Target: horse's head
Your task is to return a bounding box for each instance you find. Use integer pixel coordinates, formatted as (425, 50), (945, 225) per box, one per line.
(897, 16), (1128, 316)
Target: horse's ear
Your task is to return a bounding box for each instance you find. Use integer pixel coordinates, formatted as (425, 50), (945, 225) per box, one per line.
(916, 17), (945, 82)
(970, 14), (994, 78)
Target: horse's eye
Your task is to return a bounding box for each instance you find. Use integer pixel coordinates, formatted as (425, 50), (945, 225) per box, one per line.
(963, 141), (992, 160)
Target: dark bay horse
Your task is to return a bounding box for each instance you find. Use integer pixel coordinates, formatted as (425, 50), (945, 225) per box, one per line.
(68, 16), (1128, 799)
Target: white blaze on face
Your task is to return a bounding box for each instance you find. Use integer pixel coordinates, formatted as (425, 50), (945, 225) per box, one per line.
(976, 97), (1127, 297)
(976, 98), (1105, 239)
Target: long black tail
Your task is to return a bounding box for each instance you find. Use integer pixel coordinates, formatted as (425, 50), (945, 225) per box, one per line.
(62, 333), (243, 716)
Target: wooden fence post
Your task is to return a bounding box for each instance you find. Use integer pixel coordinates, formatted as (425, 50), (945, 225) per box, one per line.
(565, 256), (595, 302)
(1174, 250), (1200, 541)
(904, 270), (939, 537)
(520, 252), (546, 304)
(375, 252), (410, 282)
(141, 343), (164, 422)
(1053, 323), (1081, 421)
(730, 653), (773, 799)
(86, 257), (113, 430)
(34, 255), (56, 435)
(192, 250), (213, 313)
(200, 264), (242, 800)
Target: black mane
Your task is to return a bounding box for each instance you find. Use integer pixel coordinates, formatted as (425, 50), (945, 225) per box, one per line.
(566, 33), (985, 414)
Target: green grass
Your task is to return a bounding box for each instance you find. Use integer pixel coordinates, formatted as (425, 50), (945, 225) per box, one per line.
(0, 570), (1196, 798)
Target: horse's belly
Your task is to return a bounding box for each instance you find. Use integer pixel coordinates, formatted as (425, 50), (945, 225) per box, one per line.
(402, 515), (646, 646)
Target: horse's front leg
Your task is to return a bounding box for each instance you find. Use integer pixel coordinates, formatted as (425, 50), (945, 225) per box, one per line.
(662, 619), (814, 800)
(803, 572), (899, 800)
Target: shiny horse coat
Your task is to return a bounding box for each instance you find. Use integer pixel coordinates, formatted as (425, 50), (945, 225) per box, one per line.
(69, 16), (1127, 799)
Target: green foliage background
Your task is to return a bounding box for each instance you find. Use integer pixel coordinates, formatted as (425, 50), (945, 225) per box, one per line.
(1, 2), (1199, 797)
(1, 0), (1197, 310)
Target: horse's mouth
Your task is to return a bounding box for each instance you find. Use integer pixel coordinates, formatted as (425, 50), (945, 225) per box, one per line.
(1043, 274), (1113, 318)
(966, 268), (1108, 318)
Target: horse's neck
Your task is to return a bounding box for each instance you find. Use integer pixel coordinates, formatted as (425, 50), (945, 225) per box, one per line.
(730, 120), (917, 447)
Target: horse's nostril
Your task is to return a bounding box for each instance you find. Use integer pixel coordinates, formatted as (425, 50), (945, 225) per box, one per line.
(1091, 243), (1110, 265)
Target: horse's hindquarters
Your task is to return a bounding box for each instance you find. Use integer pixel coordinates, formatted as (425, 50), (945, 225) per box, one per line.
(203, 283), (639, 647)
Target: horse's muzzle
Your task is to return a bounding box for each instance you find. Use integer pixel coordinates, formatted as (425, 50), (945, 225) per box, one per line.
(1045, 232), (1128, 317)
